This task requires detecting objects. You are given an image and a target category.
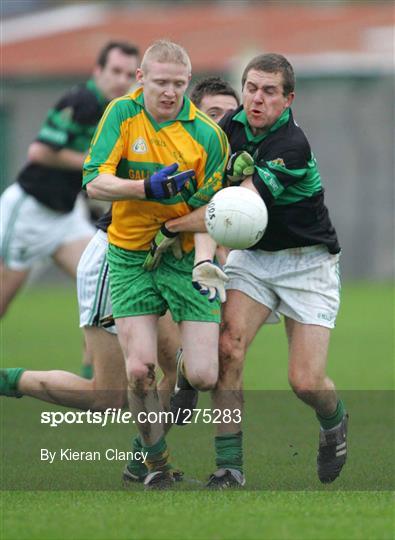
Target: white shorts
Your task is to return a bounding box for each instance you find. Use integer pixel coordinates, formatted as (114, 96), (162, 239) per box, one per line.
(0, 183), (95, 270)
(77, 229), (116, 335)
(224, 245), (341, 328)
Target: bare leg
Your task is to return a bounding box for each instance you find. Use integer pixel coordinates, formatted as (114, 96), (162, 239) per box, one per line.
(53, 236), (94, 373)
(52, 237), (93, 278)
(17, 326), (127, 410)
(116, 315), (165, 448)
(285, 318), (338, 416)
(157, 311), (179, 410)
(179, 321), (219, 391)
(0, 262), (30, 317)
(213, 290), (272, 435)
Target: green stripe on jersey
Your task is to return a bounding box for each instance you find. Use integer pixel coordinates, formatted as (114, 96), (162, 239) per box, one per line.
(39, 108), (96, 151)
(274, 155), (323, 206)
(256, 154), (322, 205)
(256, 167), (285, 198)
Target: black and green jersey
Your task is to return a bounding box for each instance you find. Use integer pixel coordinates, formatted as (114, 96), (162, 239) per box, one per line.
(220, 106), (340, 254)
(17, 79), (107, 213)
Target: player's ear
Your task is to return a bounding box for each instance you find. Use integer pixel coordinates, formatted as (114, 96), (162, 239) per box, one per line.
(93, 65), (103, 79)
(285, 92), (295, 108)
(136, 68), (144, 84)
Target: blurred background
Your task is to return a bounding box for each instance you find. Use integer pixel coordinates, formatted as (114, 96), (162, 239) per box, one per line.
(1, 0), (394, 280)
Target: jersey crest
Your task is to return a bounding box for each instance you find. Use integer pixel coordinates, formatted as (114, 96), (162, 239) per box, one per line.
(132, 137), (148, 154)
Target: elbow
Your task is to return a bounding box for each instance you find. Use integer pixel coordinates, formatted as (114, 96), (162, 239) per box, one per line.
(27, 142), (45, 164)
(86, 182), (99, 199)
(86, 178), (106, 200)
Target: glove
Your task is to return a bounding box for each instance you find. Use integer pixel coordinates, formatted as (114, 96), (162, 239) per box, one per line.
(226, 151), (255, 183)
(192, 260), (229, 303)
(144, 163), (195, 199)
(143, 224), (183, 271)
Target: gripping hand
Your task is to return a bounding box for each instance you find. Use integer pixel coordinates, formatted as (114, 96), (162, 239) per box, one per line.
(143, 224), (183, 271)
(226, 151), (255, 184)
(144, 163), (195, 199)
(192, 260), (229, 303)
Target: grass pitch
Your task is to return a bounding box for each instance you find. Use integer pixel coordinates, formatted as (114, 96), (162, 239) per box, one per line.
(1, 282), (394, 540)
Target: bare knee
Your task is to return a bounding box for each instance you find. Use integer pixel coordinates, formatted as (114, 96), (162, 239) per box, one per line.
(127, 361), (157, 395)
(128, 363), (149, 381)
(288, 369), (323, 399)
(187, 366), (217, 391)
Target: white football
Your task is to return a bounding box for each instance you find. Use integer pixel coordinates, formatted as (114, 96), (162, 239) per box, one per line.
(205, 186), (268, 249)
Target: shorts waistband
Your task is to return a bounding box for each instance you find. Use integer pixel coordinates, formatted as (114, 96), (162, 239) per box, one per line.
(257, 245), (327, 256)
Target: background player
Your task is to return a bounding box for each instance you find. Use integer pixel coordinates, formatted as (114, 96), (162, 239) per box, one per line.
(0, 41), (139, 317)
(190, 76), (239, 122)
(1, 41), (139, 378)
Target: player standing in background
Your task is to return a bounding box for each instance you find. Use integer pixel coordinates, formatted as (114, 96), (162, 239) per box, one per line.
(205, 53), (347, 488)
(83, 40), (229, 489)
(0, 41), (139, 378)
(0, 41), (139, 317)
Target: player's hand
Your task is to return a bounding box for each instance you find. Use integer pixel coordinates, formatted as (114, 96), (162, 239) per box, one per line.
(192, 260), (229, 303)
(143, 224), (183, 271)
(226, 151), (255, 184)
(144, 163), (195, 199)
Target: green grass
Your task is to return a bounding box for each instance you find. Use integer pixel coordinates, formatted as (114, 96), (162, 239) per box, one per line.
(1, 282), (394, 540)
(2, 491), (394, 540)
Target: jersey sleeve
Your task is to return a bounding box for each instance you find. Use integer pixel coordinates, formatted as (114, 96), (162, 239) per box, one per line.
(35, 86), (93, 151)
(82, 99), (127, 188)
(185, 124), (230, 208)
(252, 142), (311, 207)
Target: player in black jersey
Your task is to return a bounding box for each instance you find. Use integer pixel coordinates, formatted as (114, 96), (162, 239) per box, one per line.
(0, 41), (139, 317)
(206, 54), (347, 488)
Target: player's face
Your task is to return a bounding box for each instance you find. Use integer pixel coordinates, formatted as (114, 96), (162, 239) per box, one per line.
(242, 69), (294, 135)
(95, 48), (138, 101)
(199, 94), (238, 123)
(136, 61), (191, 123)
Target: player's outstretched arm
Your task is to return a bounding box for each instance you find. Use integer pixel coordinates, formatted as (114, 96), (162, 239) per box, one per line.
(28, 141), (86, 171)
(86, 173), (145, 200)
(165, 205), (207, 234)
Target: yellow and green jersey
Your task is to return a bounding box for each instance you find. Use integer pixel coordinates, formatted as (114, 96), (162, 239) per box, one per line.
(83, 87), (229, 252)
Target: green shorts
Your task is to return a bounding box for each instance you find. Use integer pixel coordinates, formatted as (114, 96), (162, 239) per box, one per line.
(107, 244), (221, 323)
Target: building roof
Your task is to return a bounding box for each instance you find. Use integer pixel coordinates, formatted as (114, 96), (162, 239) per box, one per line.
(3, 3), (394, 76)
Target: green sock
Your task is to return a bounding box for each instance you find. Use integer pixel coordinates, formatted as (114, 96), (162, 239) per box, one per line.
(215, 431), (243, 473)
(317, 399), (346, 430)
(81, 364), (93, 380)
(143, 436), (170, 473)
(126, 435), (148, 479)
(0, 368), (25, 397)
